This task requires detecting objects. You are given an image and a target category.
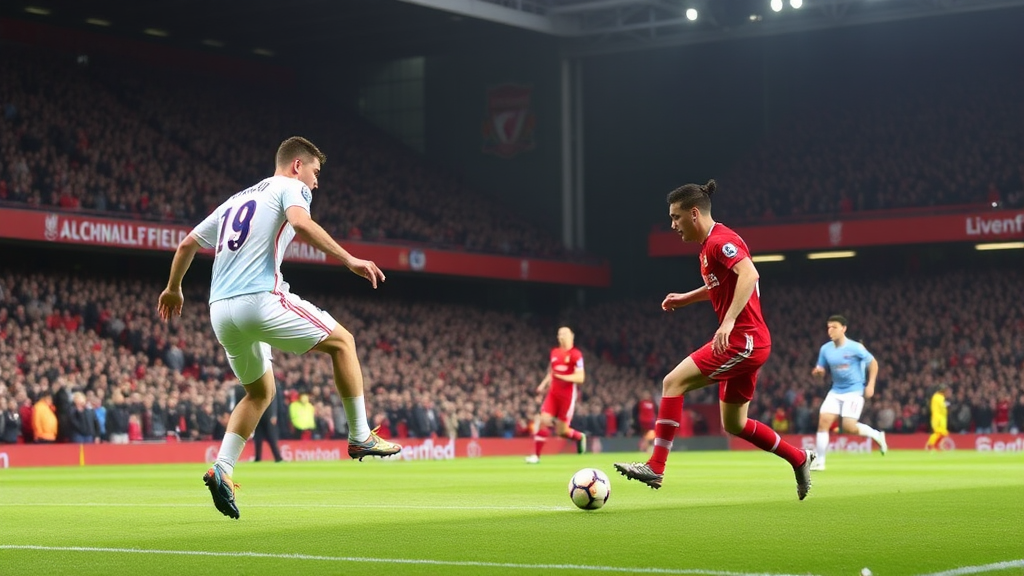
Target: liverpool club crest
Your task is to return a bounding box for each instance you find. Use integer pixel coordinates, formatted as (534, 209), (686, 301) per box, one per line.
(482, 84), (537, 159)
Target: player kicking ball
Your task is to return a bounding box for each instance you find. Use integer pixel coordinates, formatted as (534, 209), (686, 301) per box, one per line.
(810, 315), (888, 471)
(158, 137), (402, 519)
(614, 180), (815, 500)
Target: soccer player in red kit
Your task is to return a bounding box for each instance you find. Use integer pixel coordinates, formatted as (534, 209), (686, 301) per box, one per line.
(525, 326), (587, 463)
(614, 180), (815, 500)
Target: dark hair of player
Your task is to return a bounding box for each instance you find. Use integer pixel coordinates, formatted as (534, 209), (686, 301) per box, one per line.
(828, 314), (848, 326)
(666, 179), (717, 212)
(276, 136), (327, 168)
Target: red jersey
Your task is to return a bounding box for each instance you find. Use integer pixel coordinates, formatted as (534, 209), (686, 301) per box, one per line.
(549, 346), (584, 394)
(699, 223), (771, 347)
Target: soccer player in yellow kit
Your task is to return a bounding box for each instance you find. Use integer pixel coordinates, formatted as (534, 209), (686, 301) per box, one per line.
(926, 383), (949, 450)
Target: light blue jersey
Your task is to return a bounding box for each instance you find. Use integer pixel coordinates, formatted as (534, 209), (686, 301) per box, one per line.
(816, 339), (874, 394)
(190, 176), (312, 303)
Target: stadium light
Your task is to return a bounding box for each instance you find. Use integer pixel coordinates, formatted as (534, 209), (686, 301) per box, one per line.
(974, 242), (1024, 251)
(143, 28), (169, 37)
(770, 0), (783, 12)
(252, 48), (275, 56)
(24, 6), (51, 15)
(685, 8), (698, 21)
(751, 254), (785, 263)
(806, 250), (856, 260)
(85, 18), (111, 26)
(202, 39), (225, 47)
(790, 0), (803, 8)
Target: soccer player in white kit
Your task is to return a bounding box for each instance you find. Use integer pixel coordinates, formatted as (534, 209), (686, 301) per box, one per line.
(157, 136), (401, 519)
(810, 315), (888, 471)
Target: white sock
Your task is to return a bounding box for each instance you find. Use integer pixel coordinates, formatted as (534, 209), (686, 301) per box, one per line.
(343, 396), (370, 442)
(815, 431), (829, 463)
(856, 422), (883, 444)
(214, 432), (246, 477)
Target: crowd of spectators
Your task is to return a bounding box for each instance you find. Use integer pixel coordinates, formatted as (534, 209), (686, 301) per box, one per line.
(0, 47), (586, 261)
(664, 67), (1024, 224)
(2, 257), (1022, 446)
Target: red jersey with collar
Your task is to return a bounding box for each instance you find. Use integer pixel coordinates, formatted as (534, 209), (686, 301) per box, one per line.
(699, 223), (771, 348)
(550, 346), (584, 394)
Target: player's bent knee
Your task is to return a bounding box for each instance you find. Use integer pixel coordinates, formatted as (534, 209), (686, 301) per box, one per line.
(315, 325), (356, 355)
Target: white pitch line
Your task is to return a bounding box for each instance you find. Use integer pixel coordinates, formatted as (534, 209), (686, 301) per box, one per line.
(915, 560), (1024, 576)
(0, 545), (818, 576)
(0, 502), (570, 511)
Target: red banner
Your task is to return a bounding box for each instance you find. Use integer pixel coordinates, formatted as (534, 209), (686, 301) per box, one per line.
(728, 433), (1024, 452)
(0, 207), (610, 287)
(0, 437), (576, 468)
(649, 209), (1024, 256)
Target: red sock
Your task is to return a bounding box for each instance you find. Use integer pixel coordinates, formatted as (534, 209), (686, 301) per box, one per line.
(564, 428), (582, 441)
(534, 427), (551, 457)
(737, 419), (806, 467)
(647, 396), (683, 475)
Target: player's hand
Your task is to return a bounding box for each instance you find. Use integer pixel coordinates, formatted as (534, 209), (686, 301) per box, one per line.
(811, 366), (826, 378)
(661, 293), (686, 311)
(347, 257), (386, 289)
(157, 288), (184, 321)
(865, 383), (875, 399)
(712, 318), (735, 354)
(535, 383), (547, 394)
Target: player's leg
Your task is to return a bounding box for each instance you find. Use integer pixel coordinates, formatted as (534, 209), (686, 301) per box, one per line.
(217, 367), (275, 475)
(528, 410), (555, 462)
(720, 399), (813, 500)
(816, 393), (840, 470)
(840, 393), (887, 455)
(552, 388), (586, 454)
(312, 324), (402, 460)
(927, 419), (948, 450)
(614, 354), (712, 488)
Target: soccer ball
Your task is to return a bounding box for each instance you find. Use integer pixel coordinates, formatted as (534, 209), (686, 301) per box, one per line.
(568, 468), (611, 510)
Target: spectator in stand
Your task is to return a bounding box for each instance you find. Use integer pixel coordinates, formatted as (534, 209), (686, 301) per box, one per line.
(66, 391), (100, 444)
(289, 393), (316, 440)
(105, 389), (130, 444)
(31, 391), (57, 443)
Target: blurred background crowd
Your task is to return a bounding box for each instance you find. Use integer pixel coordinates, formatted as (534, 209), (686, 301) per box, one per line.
(2, 43), (1023, 447)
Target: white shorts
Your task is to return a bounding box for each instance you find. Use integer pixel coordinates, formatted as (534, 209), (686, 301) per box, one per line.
(820, 390), (865, 420)
(210, 291), (337, 385)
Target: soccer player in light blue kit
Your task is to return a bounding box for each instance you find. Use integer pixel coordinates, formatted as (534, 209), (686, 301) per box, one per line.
(810, 315), (887, 471)
(158, 137), (402, 519)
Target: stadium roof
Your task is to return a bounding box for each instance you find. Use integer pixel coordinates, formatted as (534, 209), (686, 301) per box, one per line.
(5, 0), (1024, 60)
(402, 0), (1024, 56)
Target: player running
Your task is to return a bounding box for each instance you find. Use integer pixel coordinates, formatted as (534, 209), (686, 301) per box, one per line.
(525, 326), (587, 463)
(614, 179), (815, 500)
(158, 136), (401, 519)
(926, 383), (950, 450)
(810, 315), (888, 470)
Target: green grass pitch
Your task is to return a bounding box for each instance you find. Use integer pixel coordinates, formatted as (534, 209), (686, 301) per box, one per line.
(1, 450), (1022, 576)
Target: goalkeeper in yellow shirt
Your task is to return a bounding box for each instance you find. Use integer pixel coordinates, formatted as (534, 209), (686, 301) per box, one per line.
(926, 383), (949, 450)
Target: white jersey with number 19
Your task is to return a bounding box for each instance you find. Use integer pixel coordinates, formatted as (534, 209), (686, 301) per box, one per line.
(190, 175), (312, 304)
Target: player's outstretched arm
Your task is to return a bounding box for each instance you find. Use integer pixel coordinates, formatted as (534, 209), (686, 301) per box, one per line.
(286, 206), (385, 289)
(158, 234), (202, 320)
(661, 286), (711, 311)
(536, 373), (552, 394)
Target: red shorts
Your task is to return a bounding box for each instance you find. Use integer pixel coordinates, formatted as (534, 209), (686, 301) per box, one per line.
(541, 385), (578, 422)
(690, 339), (771, 404)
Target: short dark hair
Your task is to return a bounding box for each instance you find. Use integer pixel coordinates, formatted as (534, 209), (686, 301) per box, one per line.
(276, 136), (326, 168)
(667, 179), (717, 212)
(828, 315), (848, 326)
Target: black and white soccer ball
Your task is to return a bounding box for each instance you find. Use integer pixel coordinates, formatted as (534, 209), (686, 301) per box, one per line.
(568, 468), (611, 510)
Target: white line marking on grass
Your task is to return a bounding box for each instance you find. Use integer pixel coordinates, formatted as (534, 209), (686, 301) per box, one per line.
(916, 560), (1024, 576)
(0, 502), (571, 512)
(0, 545), (819, 576)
